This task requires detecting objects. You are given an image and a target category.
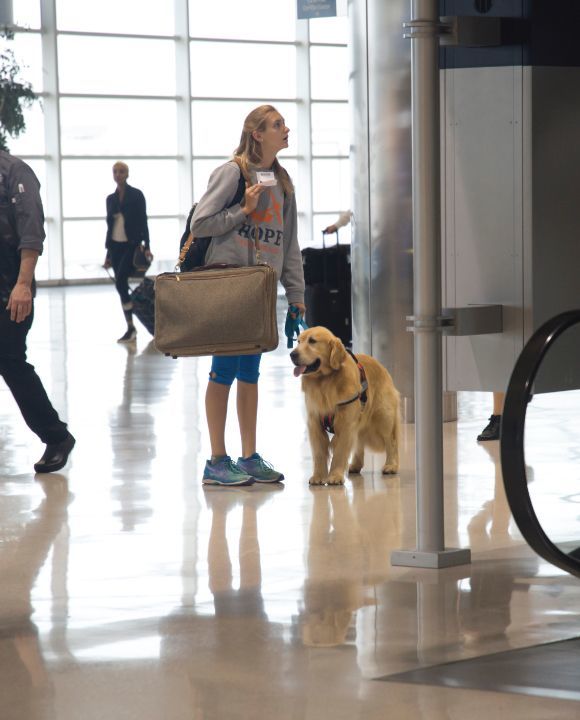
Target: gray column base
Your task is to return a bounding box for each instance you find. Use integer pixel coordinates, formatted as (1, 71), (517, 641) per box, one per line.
(391, 547), (471, 569)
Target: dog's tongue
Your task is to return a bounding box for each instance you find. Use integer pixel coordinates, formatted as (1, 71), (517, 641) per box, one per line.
(293, 365), (306, 377)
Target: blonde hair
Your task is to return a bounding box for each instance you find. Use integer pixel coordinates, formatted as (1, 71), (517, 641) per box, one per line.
(112, 161), (129, 172)
(233, 105), (294, 196)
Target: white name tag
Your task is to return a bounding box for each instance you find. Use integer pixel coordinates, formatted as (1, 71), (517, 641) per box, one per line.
(256, 171), (277, 187)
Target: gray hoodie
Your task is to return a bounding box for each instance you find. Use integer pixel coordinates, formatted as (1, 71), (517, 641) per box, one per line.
(190, 160), (305, 305)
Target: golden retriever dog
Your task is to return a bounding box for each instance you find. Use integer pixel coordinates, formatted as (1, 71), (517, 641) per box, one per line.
(290, 326), (400, 485)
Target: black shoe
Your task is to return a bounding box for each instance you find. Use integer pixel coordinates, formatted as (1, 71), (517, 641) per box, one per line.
(34, 432), (76, 473)
(477, 415), (501, 442)
(117, 327), (136, 343)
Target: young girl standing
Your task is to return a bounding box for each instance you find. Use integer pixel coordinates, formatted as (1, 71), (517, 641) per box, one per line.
(191, 105), (306, 486)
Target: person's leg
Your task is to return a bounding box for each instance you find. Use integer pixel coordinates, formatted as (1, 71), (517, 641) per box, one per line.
(0, 305), (67, 443)
(203, 356), (254, 486)
(493, 392), (505, 415)
(206, 381), (232, 459)
(237, 381), (258, 458)
(109, 243), (135, 341)
(235, 354), (261, 457)
(477, 391), (505, 442)
(0, 304), (74, 472)
(236, 355), (283, 483)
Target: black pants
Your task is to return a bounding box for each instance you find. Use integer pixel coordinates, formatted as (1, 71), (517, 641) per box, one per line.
(0, 302), (68, 445)
(109, 242), (134, 306)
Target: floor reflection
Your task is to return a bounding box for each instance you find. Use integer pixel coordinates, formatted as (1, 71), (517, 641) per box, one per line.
(298, 483), (400, 648)
(160, 486), (289, 717)
(109, 343), (156, 531)
(0, 476), (70, 719)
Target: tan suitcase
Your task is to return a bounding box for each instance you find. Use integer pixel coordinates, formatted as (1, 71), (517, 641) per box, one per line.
(154, 264), (279, 358)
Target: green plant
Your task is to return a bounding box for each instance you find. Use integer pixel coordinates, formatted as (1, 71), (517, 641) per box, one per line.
(0, 30), (37, 151)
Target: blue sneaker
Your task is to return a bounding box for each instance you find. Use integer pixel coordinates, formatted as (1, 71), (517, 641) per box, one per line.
(202, 456), (255, 486)
(236, 453), (284, 483)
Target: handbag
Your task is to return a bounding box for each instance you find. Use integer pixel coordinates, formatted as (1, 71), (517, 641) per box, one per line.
(131, 243), (152, 277)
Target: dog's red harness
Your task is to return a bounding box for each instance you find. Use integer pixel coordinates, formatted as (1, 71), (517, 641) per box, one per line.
(321, 350), (368, 435)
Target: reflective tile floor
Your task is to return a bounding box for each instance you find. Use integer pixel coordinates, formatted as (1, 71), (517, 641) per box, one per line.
(2, 285), (580, 719)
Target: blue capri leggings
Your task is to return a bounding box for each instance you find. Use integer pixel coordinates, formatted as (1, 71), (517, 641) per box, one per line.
(209, 353), (262, 386)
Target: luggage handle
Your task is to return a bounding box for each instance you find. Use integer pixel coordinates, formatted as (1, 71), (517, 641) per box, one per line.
(321, 229), (342, 288)
(321, 229), (339, 250)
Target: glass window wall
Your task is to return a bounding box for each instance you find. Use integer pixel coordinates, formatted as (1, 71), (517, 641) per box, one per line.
(13, 0), (41, 29)
(58, 36), (176, 96)
(56, 0), (176, 36)
(308, 16), (349, 44)
(189, 0), (296, 42)
(190, 42), (296, 99)
(60, 98), (178, 156)
(311, 102), (349, 156)
(310, 46), (349, 100)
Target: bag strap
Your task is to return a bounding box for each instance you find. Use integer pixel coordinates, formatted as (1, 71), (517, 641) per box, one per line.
(253, 222), (261, 264)
(178, 228), (195, 267)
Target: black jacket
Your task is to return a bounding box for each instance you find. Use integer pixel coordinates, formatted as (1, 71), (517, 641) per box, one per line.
(0, 151), (45, 302)
(105, 184), (150, 250)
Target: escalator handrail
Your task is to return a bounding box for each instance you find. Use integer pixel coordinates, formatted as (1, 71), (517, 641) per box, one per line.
(501, 309), (580, 579)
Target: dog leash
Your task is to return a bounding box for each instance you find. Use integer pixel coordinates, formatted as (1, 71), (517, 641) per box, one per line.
(285, 305), (308, 348)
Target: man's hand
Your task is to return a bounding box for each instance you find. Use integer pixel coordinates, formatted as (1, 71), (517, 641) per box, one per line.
(103, 255), (112, 269)
(322, 224), (338, 234)
(7, 283), (33, 323)
(9, 248), (38, 322)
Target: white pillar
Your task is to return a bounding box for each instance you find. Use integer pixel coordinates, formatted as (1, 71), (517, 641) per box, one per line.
(40, 0), (64, 280)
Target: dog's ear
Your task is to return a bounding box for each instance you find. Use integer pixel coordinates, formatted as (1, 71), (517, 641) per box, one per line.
(329, 338), (347, 369)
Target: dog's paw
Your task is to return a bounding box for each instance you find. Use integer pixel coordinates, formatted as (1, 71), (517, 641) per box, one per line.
(327, 472), (345, 485)
(348, 464), (362, 475)
(309, 475), (326, 485)
(382, 464), (399, 475)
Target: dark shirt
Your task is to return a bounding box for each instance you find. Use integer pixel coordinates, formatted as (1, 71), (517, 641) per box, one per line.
(105, 184), (150, 250)
(0, 151), (45, 304)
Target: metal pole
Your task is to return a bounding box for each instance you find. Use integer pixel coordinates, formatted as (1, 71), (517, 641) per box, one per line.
(412, 0), (443, 553)
(392, 0), (470, 569)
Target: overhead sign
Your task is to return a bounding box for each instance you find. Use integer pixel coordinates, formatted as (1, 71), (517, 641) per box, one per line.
(297, 0), (337, 20)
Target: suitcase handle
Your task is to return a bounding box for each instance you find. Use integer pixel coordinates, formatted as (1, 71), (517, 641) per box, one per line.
(320, 229), (343, 287)
(321, 229), (339, 250)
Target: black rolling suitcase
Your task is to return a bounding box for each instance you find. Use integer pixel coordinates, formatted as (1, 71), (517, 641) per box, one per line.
(130, 276), (155, 335)
(302, 230), (352, 347)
